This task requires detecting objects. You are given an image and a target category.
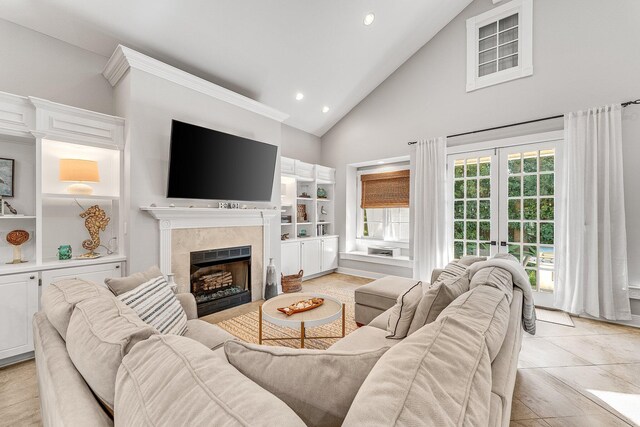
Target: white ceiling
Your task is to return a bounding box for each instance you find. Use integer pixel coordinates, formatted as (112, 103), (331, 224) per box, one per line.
(0, 0), (471, 136)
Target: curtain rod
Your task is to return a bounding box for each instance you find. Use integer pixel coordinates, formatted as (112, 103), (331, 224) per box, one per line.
(407, 99), (640, 145)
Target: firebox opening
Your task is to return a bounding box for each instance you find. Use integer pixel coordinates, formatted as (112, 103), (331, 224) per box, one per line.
(190, 245), (252, 317)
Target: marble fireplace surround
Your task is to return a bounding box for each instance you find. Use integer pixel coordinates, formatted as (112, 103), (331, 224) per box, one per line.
(140, 207), (278, 300)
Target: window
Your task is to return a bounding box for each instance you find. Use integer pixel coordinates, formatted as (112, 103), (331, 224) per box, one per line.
(466, 0), (533, 92)
(357, 167), (410, 243)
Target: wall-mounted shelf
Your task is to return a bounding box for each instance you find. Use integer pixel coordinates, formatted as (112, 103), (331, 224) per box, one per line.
(42, 193), (119, 201)
(0, 216), (36, 220)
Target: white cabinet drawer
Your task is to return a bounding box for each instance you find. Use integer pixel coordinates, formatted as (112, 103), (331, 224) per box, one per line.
(31, 97), (125, 148)
(281, 157), (295, 175)
(294, 160), (314, 179)
(316, 165), (335, 182)
(40, 262), (124, 295)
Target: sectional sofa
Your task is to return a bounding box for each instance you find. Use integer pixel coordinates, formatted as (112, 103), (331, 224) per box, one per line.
(34, 262), (525, 426)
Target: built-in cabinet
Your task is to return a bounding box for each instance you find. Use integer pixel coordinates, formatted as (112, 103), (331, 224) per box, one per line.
(280, 156), (338, 280)
(0, 273), (38, 360)
(0, 90), (126, 366)
(281, 236), (338, 278)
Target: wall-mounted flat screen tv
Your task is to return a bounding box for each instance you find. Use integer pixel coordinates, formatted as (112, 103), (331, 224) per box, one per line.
(167, 120), (277, 201)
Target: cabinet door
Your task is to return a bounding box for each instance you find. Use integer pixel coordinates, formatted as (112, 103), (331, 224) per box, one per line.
(0, 273), (38, 360)
(301, 240), (321, 277)
(40, 262), (123, 295)
(321, 237), (338, 271)
(281, 242), (301, 276)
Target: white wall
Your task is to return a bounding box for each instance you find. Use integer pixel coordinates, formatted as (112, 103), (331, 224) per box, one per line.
(281, 124), (322, 164)
(321, 0), (640, 311)
(114, 69), (283, 291)
(0, 19), (113, 115)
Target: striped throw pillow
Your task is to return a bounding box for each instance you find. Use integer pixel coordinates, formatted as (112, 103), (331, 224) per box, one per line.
(117, 276), (188, 335)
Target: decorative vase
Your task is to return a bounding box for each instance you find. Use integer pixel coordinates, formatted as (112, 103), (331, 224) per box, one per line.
(317, 187), (327, 199)
(264, 258), (278, 300)
(58, 245), (72, 260)
(6, 230), (29, 264)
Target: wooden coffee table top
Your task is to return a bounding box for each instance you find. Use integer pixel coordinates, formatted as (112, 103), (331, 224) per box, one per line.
(261, 293), (342, 328)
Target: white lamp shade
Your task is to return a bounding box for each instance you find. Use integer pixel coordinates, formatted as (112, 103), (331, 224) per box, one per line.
(59, 159), (100, 183)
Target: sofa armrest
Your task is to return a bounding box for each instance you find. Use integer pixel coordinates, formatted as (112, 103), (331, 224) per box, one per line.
(176, 293), (198, 320)
(430, 268), (444, 285)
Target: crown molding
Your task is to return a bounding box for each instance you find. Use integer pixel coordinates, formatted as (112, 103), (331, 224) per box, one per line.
(103, 45), (290, 123)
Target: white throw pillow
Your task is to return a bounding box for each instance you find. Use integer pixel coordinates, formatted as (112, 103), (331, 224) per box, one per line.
(117, 275), (188, 335)
(386, 281), (423, 339)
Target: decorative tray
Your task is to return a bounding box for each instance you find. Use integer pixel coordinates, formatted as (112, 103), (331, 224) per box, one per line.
(277, 297), (324, 316)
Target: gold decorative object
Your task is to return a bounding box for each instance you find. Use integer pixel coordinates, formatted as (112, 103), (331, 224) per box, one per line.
(6, 229), (29, 264)
(79, 205), (110, 258)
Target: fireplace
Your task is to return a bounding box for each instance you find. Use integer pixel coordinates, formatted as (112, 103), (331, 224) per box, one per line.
(190, 245), (252, 317)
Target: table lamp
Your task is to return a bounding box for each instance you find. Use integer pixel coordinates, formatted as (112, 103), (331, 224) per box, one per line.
(59, 159), (100, 195)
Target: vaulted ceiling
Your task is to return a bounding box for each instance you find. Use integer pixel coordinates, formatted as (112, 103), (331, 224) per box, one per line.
(0, 0), (471, 136)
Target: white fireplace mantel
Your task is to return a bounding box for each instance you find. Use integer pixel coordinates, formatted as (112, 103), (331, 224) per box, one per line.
(140, 207), (279, 289)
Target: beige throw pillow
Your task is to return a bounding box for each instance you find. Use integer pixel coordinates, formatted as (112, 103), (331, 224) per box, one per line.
(224, 340), (388, 427)
(386, 281), (423, 339)
(41, 278), (113, 340)
(343, 316), (493, 426)
(407, 274), (470, 336)
(105, 265), (163, 296)
(116, 336), (306, 426)
(66, 296), (157, 409)
(432, 261), (467, 285)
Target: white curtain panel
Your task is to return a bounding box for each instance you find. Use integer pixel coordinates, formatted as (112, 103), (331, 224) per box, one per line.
(411, 137), (449, 281)
(555, 104), (631, 320)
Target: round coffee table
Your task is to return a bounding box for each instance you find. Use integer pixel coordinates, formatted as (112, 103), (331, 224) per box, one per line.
(259, 293), (345, 348)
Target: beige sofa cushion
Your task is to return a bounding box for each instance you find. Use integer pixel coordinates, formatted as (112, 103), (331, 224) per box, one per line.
(432, 260), (467, 284)
(407, 274), (469, 336)
(437, 285), (511, 361)
(105, 265), (163, 296)
(66, 296), (157, 409)
(184, 319), (236, 350)
(225, 341), (387, 427)
(386, 280), (423, 339)
(329, 325), (403, 352)
(41, 278), (113, 340)
(343, 316), (493, 426)
(115, 335), (306, 427)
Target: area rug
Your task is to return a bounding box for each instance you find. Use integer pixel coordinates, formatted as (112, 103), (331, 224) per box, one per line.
(216, 283), (361, 349)
(535, 307), (574, 327)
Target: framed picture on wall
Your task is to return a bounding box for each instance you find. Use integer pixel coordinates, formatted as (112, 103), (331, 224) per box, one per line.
(0, 158), (15, 197)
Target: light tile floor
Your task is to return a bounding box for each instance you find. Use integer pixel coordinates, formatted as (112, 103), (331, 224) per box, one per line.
(0, 273), (638, 426)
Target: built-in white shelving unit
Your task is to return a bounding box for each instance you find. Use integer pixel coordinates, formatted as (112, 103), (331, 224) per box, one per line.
(280, 157), (338, 279)
(0, 90), (126, 366)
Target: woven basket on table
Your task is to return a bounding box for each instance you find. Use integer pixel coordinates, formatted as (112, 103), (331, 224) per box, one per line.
(281, 270), (303, 293)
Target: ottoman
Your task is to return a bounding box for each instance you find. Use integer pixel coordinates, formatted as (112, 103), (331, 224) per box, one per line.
(354, 269), (445, 326)
(354, 276), (421, 326)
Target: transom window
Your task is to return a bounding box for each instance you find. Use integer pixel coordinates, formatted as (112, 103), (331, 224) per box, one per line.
(466, 0), (533, 92)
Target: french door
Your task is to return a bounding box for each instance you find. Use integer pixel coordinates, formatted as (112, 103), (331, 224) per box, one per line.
(448, 141), (556, 307)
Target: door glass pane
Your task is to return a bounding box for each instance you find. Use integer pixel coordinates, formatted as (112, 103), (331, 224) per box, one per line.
(504, 148), (556, 293)
(479, 200), (491, 219)
(454, 201), (464, 219)
(450, 155), (493, 260)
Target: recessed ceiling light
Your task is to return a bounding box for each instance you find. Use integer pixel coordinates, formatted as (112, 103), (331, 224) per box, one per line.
(377, 161), (385, 164)
(363, 13), (375, 26)
(322, 106), (330, 113)
(295, 92), (304, 101)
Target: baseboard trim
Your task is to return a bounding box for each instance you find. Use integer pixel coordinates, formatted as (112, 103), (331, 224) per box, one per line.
(577, 313), (640, 329)
(0, 351), (34, 369)
(336, 267), (386, 280)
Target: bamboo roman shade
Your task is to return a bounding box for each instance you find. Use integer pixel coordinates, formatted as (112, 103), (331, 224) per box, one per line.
(360, 170), (410, 208)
